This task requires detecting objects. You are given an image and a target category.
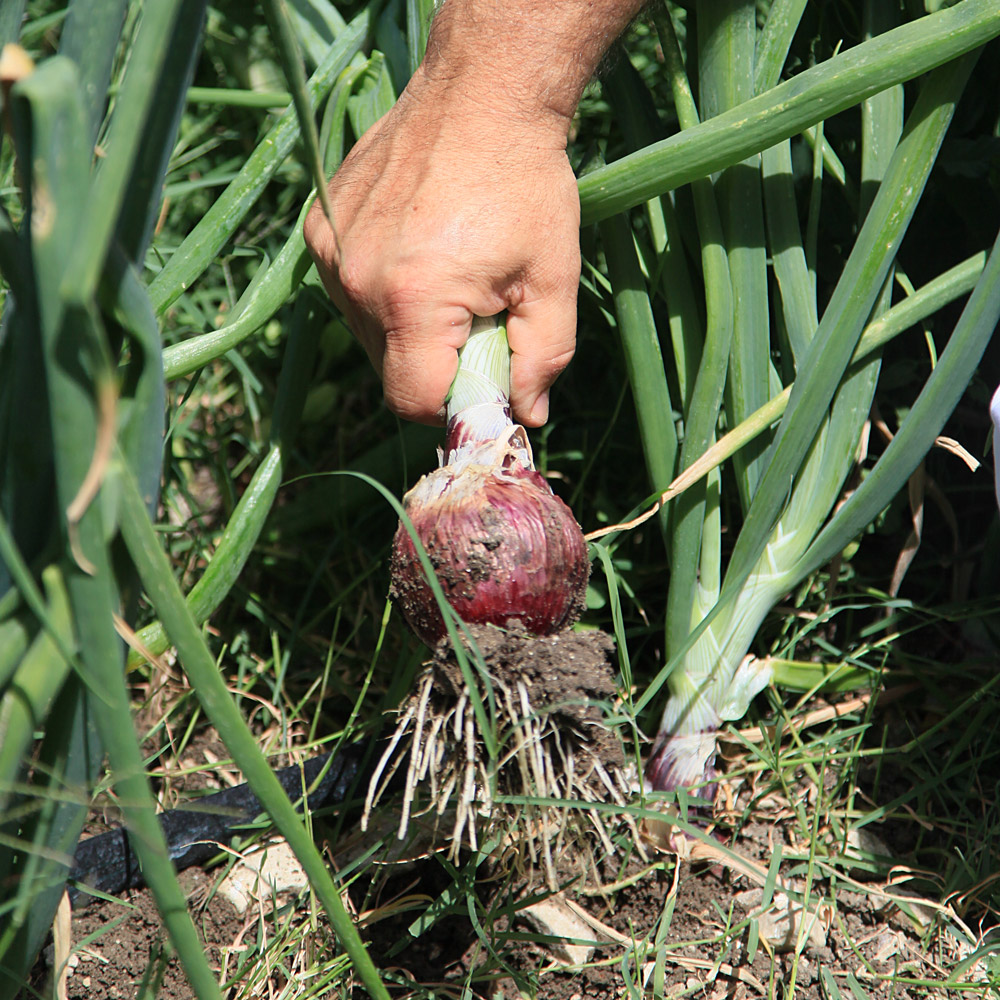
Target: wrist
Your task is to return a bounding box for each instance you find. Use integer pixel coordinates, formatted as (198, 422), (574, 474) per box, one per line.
(402, 62), (572, 146)
(418, 0), (642, 135)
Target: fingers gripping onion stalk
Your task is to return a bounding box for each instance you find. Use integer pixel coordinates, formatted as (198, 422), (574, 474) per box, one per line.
(389, 314), (590, 642)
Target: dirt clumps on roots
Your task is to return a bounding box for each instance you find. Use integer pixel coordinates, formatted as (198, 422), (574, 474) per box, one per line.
(432, 621), (625, 774)
(362, 620), (633, 878)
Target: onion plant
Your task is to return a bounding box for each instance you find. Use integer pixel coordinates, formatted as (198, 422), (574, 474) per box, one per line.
(1, 0), (999, 996)
(583, 0), (1000, 803)
(0, 2), (391, 998)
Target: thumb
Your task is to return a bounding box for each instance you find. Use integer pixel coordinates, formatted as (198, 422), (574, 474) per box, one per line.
(506, 290), (578, 427)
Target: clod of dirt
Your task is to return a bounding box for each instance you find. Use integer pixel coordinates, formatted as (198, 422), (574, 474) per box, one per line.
(363, 620), (632, 877)
(431, 620), (625, 774)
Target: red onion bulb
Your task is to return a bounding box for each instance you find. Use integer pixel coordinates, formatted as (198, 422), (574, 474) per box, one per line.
(390, 422), (590, 645)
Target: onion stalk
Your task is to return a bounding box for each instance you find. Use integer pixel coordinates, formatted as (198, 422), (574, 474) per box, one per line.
(640, 20), (982, 809)
(645, 377), (881, 802)
(389, 314), (590, 644)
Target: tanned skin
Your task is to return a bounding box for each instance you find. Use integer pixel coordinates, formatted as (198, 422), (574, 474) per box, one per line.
(304, 0), (644, 426)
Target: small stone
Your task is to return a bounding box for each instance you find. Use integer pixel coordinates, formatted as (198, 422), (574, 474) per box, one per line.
(519, 896), (597, 965)
(843, 828), (893, 879)
(872, 930), (901, 963)
(734, 889), (828, 952)
(216, 839), (307, 915)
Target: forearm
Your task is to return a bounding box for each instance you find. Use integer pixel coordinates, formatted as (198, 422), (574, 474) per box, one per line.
(420, 0), (645, 132)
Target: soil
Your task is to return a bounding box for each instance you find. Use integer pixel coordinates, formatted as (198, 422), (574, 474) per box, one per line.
(36, 868), (244, 1000)
(27, 626), (987, 998)
(432, 620), (625, 775)
(355, 818), (952, 1000)
(38, 823), (949, 1000)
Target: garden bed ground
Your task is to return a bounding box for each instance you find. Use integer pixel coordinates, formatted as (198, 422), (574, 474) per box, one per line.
(32, 624), (996, 999)
(46, 801), (968, 1000)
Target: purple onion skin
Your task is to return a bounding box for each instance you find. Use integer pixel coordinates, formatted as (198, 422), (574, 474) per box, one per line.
(645, 731), (717, 806)
(390, 454), (590, 646)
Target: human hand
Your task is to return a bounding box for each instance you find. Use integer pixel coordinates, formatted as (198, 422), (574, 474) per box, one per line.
(303, 67), (581, 427)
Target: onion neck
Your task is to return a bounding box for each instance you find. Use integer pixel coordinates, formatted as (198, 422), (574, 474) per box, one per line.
(444, 314), (534, 470)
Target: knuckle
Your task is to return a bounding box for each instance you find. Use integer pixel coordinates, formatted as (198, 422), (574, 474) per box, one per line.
(537, 249), (581, 295)
(383, 382), (436, 424)
(382, 336), (454, 425)
(378, 268), (429, 328)
(547, 346), (576, 374)
(549, 344), (576, 372)
(339, 256), (424, 322)
(335, 253), (373, 305)
(303, 199), (332, 259)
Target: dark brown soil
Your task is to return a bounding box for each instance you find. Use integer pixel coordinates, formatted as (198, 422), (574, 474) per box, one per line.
(433, 620), (624, 773)
(355, 822), (942, 1000)
(35, 868), (244, 1000)
(35, 813), (953, 1000)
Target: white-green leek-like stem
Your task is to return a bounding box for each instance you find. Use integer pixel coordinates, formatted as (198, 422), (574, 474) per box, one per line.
(650, 385), (873, 796)
(448, 314), (511, 416)
(443, 314), (534, 468)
